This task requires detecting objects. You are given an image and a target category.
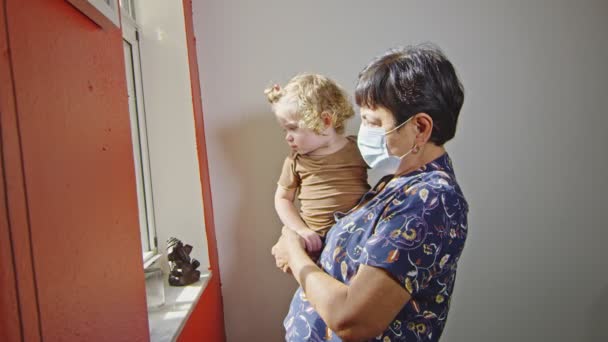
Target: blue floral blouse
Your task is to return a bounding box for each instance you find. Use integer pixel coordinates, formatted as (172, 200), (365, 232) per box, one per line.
(284, 153), (468, 341)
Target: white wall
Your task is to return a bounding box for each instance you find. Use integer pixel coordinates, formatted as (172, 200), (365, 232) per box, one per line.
(192, 1), (608, 341)
(135, 0), (209, 272)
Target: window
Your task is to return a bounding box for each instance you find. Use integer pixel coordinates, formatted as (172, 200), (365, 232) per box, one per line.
(117, 1), (213, 338)
(119, 0), (135, 21)
(121, 0), (158, 264)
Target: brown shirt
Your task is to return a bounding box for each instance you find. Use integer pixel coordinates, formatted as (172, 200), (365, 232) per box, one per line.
(278, 136), (370, 236)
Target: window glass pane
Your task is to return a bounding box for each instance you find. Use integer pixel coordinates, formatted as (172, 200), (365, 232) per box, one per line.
(119, 0), (135, 20)
(123, 39), (151, 253)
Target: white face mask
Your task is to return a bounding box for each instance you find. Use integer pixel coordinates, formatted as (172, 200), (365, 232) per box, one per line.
(357, 117), (417, 174)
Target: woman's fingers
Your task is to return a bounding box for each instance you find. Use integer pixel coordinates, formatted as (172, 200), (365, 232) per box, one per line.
(271, 238), (288, 271)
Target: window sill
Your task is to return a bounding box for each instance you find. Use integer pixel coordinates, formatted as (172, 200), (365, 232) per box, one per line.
(147, 270), (211, 342)
(143, 252), (161, 269)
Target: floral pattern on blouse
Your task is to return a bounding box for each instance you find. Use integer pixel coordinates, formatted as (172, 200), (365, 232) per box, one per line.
(284, 153), (468, 342)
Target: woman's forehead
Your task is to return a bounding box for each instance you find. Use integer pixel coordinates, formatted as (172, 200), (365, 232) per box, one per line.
(360, 106), (393, 121)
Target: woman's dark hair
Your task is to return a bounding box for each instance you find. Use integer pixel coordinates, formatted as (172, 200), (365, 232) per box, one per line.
(355, 43), (464, 145)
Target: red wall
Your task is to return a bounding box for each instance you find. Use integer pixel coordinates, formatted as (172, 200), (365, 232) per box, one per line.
(0, 3), (25, 337)
(1, 3), (31, 340)
(1, 0), (225, 341)
(178, 0), (226, 341)
(1, 0), (149, 340)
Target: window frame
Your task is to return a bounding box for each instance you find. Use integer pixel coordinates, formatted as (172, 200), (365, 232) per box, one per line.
(121, 4), (158, 265)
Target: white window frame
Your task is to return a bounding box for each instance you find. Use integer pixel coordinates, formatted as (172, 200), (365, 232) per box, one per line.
(119, 1), (212, 338)
(121, 3), (158, 266)
(66, 0), (120, 29)
(119, 0), (136, 21)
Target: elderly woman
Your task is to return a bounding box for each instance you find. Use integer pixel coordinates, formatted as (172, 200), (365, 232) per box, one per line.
(272, 43), (468, 342)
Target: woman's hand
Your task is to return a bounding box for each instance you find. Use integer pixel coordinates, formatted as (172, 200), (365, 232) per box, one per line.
(272, 227), (305, 273)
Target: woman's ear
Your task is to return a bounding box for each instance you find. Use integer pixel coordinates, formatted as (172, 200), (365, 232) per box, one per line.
(413, 113), (433, 144)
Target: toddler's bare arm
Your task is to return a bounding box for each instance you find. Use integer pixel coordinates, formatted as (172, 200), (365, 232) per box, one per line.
(274, 186), (322, 252)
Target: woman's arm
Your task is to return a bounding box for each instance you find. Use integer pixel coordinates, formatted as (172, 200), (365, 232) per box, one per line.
(274, 186), (322, 252)
(273, 228), (411, 342)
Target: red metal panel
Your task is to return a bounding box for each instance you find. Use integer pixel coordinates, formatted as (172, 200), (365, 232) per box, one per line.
(4, 0), (149, 340)
(178, 0), (226, 340)
(0, 10), (25, 332)
(0, 157), (23, 341)
(178, 277), (225, 342)
(0, 0), (42, 339)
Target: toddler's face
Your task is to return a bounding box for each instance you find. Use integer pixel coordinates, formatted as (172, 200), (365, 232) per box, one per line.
(275, 111), (327, 155)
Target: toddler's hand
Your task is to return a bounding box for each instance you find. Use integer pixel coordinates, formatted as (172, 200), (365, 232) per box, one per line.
(296, 228), (323, 253)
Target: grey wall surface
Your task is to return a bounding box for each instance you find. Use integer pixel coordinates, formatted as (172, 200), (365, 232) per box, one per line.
(192, 1), (608, 341)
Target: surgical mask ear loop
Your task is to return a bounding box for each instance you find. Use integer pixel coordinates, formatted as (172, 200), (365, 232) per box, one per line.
(385, 116), (413, 136)
(387, 117), (418, 160)
(397, 142), (419, 160)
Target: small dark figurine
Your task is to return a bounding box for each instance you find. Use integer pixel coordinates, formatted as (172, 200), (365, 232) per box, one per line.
(167, 237), (201, 286)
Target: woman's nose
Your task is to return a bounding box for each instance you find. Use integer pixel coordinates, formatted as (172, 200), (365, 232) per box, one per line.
(285, 134), (294, 142)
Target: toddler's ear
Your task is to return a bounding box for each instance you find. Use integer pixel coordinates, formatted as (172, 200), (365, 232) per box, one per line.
(321, 111), (333, 127)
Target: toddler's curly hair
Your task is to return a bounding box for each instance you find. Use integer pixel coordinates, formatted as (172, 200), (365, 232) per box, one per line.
(265, 73), (354, 134)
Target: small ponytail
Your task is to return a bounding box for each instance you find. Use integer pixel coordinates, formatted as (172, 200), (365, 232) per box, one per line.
(264, 83), (283, 104)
